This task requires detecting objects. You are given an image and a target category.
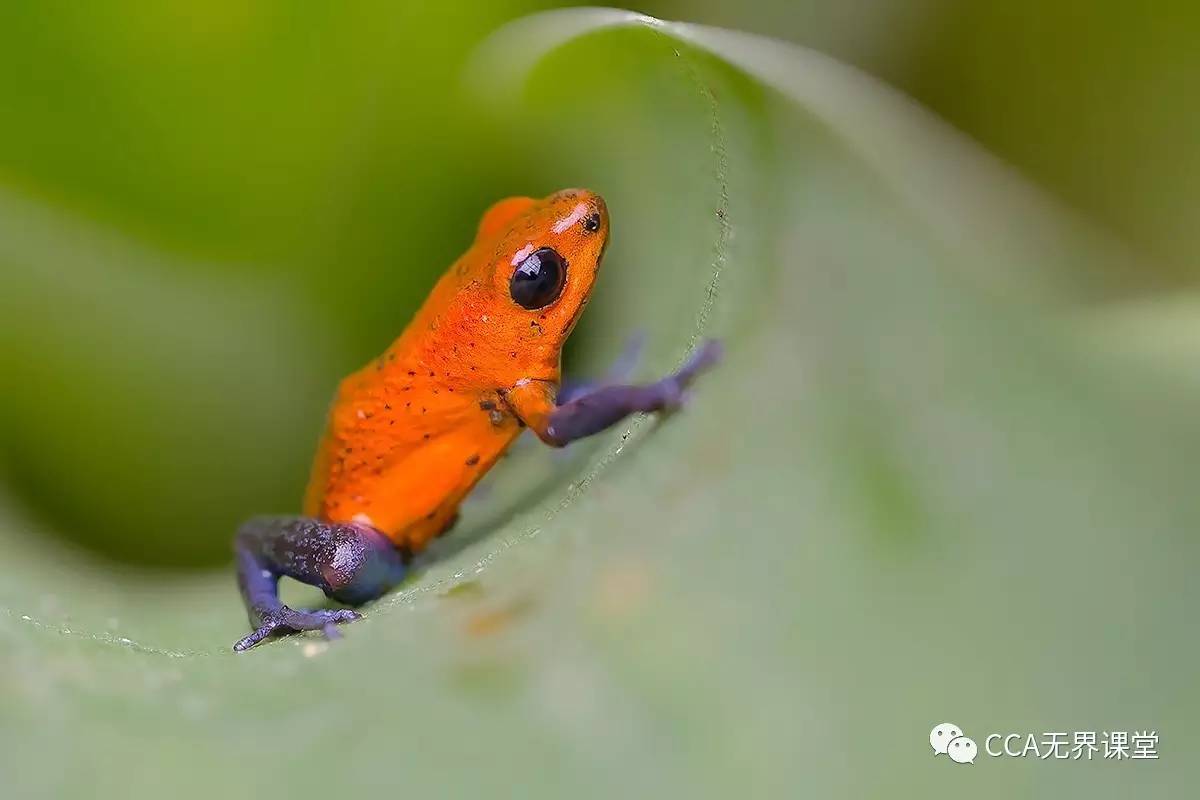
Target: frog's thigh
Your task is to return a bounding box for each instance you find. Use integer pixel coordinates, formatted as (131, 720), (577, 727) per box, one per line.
(363, 431), (499, 533)
(232, 516), (409, 651)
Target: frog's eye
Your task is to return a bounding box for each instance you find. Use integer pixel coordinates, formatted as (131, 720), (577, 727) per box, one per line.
(510, 247), (567, 310)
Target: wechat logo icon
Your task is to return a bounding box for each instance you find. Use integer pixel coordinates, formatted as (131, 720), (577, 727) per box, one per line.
(930, 722), (977, 765)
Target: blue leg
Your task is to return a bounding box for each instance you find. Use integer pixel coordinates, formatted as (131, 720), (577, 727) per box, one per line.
(545, 339), (722, 446)
(557, 331), (647, 406)
(233, 516), (408, 652)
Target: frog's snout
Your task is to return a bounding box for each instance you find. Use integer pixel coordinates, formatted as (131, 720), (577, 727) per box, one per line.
(545, 188), (608, 239)
(552, 188), (605, 213)
(581, 191), (607, 217)
(583, 194), (607, 233)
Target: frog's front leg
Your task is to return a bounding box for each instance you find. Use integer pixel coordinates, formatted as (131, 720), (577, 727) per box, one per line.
(233, 516), (408, 652)
(507, 339), (722, 447)
(556, 331), (646, 406)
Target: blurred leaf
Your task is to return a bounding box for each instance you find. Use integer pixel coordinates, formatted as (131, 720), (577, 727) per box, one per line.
(2, 8), (1196, 799)
(898, 1), (1200, 281)
(0, 185), (339, 564)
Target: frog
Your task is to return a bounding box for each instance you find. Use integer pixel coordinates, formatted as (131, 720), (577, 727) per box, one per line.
(233, 188), (721, 651)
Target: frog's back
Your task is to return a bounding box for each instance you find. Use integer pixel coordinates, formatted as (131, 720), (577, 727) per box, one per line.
(303, 343), (525, 550)
(302, 245), (530, 550)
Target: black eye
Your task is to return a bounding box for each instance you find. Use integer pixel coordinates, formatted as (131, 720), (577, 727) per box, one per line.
(510, 247), (567, 310)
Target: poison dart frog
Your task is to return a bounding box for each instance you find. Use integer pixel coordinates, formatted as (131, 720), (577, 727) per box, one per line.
(233, 189), (721, 651)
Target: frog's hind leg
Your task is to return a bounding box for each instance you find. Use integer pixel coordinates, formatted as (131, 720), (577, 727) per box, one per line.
(233, 516), (408, 652)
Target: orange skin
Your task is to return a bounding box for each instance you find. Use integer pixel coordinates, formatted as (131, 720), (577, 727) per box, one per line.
(302, 189), (609, 554)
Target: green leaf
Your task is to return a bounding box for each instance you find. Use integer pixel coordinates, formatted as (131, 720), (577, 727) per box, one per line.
(2, 8), (1195, 798)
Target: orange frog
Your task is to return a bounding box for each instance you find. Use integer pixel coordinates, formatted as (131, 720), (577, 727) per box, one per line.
(233, 189), (720, 651)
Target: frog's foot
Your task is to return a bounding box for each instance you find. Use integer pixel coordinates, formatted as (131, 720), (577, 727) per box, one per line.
(233, 606), (361, 652)
(661, 338), (724, 410)
(232, 516), (408, 653)
(673, 338), (723, 385)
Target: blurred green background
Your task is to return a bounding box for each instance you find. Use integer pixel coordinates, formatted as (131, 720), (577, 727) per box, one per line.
(3, 0), (1198, 565)
(1, 2), (1198, 798)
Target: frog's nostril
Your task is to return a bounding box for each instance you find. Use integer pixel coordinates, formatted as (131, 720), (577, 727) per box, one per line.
(584, 194), (607, 232)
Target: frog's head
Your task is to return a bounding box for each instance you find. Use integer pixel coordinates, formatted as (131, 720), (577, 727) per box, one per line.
(464, 188), (609, 378)
(484, 188), (609, 324)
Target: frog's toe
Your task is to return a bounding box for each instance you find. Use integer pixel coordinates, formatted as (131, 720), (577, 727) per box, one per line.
(674, 339), (723, 387)
(656, 382), (687, 413)
(668, 390), (693, 413)
(233, 606), (362, 652)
